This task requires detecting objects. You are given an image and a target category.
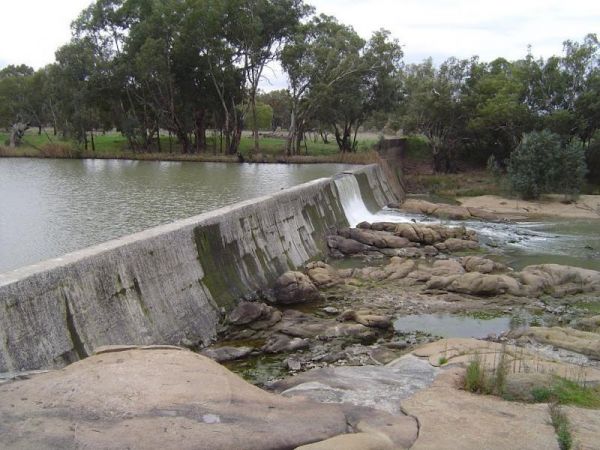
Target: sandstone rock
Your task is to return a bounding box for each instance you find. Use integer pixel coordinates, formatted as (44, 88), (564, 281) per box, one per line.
(434, 204), (472, 220)
(249, 308), (282, 330)
(200, 346), (253, 362)
(262, 334), (310, 354)
(520, 264), (600, 297)
(510, 326), (600, 360)
(338, 310), (392, 329)
(296, 432), (395, 450)
(460, 255), (505, 274)
(370, 222), (399, 232)
(413, 338), (600, 381)
(426, 272), (521, 296)
(274, 354), (438, 415)
(399, 199), (439, 216)
(305, 261), (342, 288)
(0, 347), (348, 450)
(273, 271), (321, 304)
(402, 368), (560, 450)
(430, 259), (465, 276)
(467, 206), (504, 222)
(575, 315), (600, 332)
(228, 301), (273, 325)
(565, 406), (600, 450)
(434, 237), (479, 252)
(327, 235), (369, 255)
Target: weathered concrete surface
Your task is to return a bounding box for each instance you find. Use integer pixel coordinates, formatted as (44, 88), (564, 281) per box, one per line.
(0, 346), (351, 450)
(0, 164), (400, 372)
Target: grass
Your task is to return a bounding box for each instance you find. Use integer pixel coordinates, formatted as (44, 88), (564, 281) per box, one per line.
(406, 170), (507, 197)
(531, 377), (600, 409)
(549, 403), (573, 450)
(0, 130), (379, 164)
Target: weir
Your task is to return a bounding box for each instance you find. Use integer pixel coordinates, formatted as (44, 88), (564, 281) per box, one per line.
(0, 164), (402, 372)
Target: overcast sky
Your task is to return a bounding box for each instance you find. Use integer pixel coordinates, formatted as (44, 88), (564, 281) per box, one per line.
(1, 0), (598, 90)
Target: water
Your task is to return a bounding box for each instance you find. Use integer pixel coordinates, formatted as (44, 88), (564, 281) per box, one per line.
(334, 187), (600, 271)
(0, 158), (354, 273)
(394, 313), (516, 339)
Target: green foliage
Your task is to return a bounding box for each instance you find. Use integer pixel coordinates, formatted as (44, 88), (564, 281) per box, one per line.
(530, 377), (600, 408)
(244, 103), (274, 130)
(507, 130), (587, 199)
(549, 404), (573, 450)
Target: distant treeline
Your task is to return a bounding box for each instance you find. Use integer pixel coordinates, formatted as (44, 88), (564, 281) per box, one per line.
(0, 0), (598, 176)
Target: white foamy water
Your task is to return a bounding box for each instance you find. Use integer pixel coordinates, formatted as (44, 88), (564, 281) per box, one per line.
(334, 175), (413, 226)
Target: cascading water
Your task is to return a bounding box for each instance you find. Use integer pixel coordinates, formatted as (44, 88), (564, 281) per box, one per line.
(333, 175), (378, 227)
(334, 174), (412, 226)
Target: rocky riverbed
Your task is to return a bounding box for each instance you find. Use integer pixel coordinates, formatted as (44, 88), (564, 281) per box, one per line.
(2, 200), (600, 449)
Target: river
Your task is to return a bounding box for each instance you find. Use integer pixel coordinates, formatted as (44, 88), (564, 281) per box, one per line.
(0, 158), (354, 273)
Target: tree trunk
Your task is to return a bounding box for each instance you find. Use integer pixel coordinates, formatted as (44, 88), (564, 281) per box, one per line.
(90, 130), (96, 152)
(251, 96), (259, 155)
(194, 110), (207, 153)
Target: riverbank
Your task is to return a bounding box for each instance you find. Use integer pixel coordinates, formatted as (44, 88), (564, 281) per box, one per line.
(0, 130), (379, 165)
(458, 194), (600, 220)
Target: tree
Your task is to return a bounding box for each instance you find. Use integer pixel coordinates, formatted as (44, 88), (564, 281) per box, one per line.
(507, 130), (587, 199)
(401, 58), (471, 172)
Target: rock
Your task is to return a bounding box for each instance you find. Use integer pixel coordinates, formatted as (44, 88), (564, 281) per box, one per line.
(575, 315), (600, 332)
(273, 354), (438, 415)
(467, 207), (505, 222)
(426, 272), (522, 296)
(327, 235), (369, 255)
(398, 199), (440, 216)
(286, 357), (302, 371)
(502, 372), (556, 402)
(262, 334), (310, 354)
(412, 338), (600, 381)
(338, 310), (392, 329)
(510, 326), (600, 360)
(402, 368), (560, 450)
(430, 259), (465, 276)
(296, 432), (395, 450)
(434, 204), (472, 220)
(519, 264), (600, 297)
(434, 237), (479, 252)
(460, 256), (505, 274)
(322, 306), (340, 315)
(273, 271), (321, 304)
(565, 406), (600, 450)
(306, 261), (342, 288)
(249, 309), (282, 330)
(228, 301), (273, 325)
(200, 346), (253, 362)
(0, 347), (348, 450)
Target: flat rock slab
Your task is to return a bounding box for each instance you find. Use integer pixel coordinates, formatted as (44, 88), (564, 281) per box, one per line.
(403, 368), (560, 450)
(0, 347), (348, 450)
(565, 406), (600, 450)
(272, 354), (438, 415)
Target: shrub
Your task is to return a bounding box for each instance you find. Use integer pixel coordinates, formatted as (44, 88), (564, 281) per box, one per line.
(507, 130), (587, 199)
(586, 136), (600, 185)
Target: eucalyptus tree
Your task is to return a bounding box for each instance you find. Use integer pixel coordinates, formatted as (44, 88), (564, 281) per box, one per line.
(282, 16), (402, 154)
(401, 57), (472, 171)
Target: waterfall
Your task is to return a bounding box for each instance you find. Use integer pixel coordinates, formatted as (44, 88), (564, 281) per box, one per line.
(334, 174), (414, 227)
(333, 175), (380, 227)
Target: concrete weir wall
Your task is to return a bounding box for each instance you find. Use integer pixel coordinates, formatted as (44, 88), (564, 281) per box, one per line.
(0, 164), (399, 372)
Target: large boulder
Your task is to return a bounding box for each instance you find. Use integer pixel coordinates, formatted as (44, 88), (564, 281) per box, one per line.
(306, 261), (343, 288)
(0, 346), (348, 450)
(228, 301), (273, 325)
(272, 271), (321, 304)
(327, 235), (369, 255)
(426, 272), (522, 296)
(519, 264), (600, 297)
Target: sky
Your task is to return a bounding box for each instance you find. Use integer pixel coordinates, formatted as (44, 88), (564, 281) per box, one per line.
(1, 0), (599, 90)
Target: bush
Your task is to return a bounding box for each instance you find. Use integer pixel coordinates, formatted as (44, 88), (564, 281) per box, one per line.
(507, 130), (587, 199)
(586, 136), (600, 185)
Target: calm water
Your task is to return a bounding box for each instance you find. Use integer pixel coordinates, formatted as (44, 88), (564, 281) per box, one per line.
(0, 158), (353, 273)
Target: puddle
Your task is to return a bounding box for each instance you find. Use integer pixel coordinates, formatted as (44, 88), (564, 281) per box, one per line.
(393, 312), (543, 339)
(222, 353), (289, 387)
